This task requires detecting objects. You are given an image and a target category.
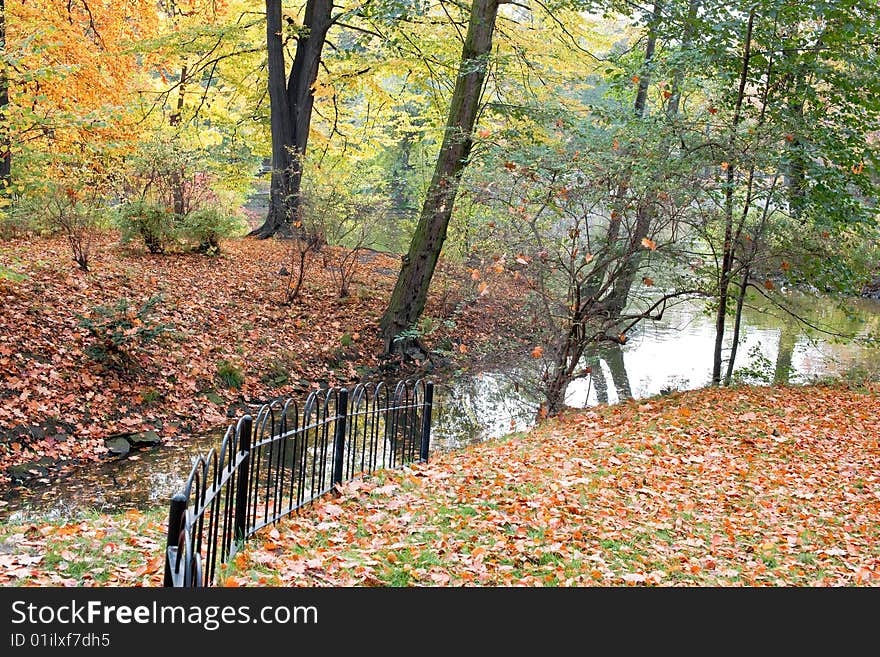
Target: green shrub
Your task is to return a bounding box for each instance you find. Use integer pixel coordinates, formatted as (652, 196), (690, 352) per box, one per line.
(216, 360), (245, 389)
(117, 201), (177, 254)
(78, 295), (170, 371)
(180, 207), (244, 255)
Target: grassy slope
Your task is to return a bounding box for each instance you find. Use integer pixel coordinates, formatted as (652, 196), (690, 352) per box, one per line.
(2, 381), (878, 587)
(231, 381), (880, 587)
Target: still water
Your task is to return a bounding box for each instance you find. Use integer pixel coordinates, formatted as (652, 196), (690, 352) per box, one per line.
(2, 290), (878, 519)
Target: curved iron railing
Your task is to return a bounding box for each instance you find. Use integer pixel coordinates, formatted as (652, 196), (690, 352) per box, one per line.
(163, 379), (434, 587)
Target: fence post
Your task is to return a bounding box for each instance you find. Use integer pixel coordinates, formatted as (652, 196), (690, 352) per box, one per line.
(233, 415), (253, 544)
(332, 388), (349, 486)
(163, 494), (187, 587)
(419, 382), (434, 463)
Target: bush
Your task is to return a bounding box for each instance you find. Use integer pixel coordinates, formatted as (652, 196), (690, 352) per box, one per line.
(216, 360), (245, 389)
(117, 201), (177, 254)
(180, 207), (244, 255)
(14, 180), (107, 271)
(48, 191), (99, 272)
(78, 295), (170, 371)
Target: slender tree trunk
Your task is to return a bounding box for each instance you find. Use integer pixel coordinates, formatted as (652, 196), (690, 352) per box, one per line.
(606, 0), (684, 323)
(169, 64), (187, 215)
(544, 0), (665, 414)
(0, 0), (10, 200)
(712, 10), (754, 385)
(723, 171), (777, 385)
(379, 0), (500, 353)
(581, 0), (664, 316)
(170, 65), (186, 126)
(723, 264), (750, 385)
(785, 77), (807, 221)
(251, 0), (332, 239)
(780, 23), (811, 223)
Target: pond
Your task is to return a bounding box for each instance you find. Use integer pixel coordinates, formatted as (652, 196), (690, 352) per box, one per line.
(2, 289), (878, 521)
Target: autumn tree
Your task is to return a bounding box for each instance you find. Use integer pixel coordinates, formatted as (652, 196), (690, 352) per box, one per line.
(380, 0), (501, 355)
(249, 0), (333, 238)
(5, 0), (160, 224)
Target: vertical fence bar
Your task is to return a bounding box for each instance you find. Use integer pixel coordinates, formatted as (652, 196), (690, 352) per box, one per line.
(419, 382), (434, 463)
(233, 415), (253, 544)
(332, 388), (349, 486)
(163, 494), (187, 587)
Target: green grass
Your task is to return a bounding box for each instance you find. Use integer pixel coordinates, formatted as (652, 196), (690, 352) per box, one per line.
(216, 359), (245, 389)
(0, 507), (167, 587)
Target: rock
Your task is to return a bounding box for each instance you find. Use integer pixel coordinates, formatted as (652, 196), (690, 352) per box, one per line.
(127, 430), (161, 446)
(104, 437), (131, 456)
(6, 457), (54, 483)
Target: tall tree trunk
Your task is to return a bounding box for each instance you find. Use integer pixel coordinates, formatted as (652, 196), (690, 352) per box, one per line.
(544, 0), (665, 414)
(785, 74), (807, 221)
(723, 172), (777, 385)
(575, 0), (665, 318)
(605, 0), (681, 324)
(379, 0), (500, 353)
(169, 65), (187, 215)
(723, 264), (750, 386)
(0, 0), (10, 201)
(780, 22), (812, 223)
(712, 9), (754, 385)
(251, 0), (332, 239)
(170, 64), (186, 126)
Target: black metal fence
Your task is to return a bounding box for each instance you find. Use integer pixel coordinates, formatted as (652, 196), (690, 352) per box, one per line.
(163, 379), (434, 587)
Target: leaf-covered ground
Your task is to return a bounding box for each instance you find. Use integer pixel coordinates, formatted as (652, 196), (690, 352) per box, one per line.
(0, 509), (166, 586)
(228, 381), (879, 587)
(1, 382), (878, 587)
(0, 233), (529, 483)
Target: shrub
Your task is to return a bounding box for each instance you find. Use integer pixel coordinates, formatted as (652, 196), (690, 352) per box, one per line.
(180, 207), (245, 255)
(216, 360), (245, 389)
(49, 191), (99, 272)
(78, 295), (170, 371)
(117, 201), (177, 254)
(17, 181), (105, 271)
(117, 141), (215, 218)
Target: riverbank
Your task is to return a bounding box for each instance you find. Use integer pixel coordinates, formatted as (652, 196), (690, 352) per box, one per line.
(0, 233), (532, 485)
(2, 381), (878, 586)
